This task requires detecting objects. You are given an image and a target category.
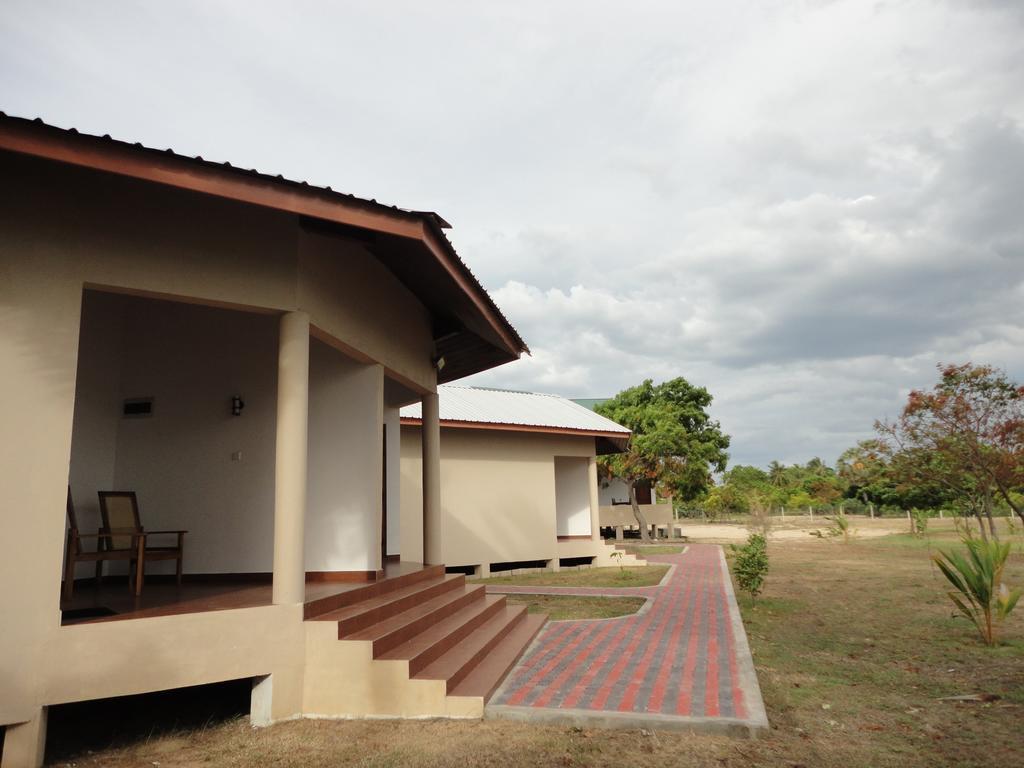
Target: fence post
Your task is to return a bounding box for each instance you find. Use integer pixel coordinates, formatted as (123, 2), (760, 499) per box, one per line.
(781, 506), (785, 519)
(808, 506), (813, 518)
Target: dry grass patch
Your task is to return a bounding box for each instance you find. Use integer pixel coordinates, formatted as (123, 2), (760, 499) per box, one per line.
(481, 565), (668, 588)
(503, 594), (647, 620)
(620, 544), (684, 556)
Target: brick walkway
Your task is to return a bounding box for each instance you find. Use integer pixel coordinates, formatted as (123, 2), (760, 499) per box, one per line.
(486, 544), (767, 735)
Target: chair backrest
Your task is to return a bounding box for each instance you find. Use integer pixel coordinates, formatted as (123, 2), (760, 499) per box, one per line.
(98, 491), (142, 551)
(66, 486), (81, 555)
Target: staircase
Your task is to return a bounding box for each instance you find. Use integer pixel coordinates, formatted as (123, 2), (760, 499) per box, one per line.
(302, 564), (546, 718)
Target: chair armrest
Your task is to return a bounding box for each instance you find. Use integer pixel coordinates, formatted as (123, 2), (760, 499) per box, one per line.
(73, 532), (126, 539)
(141, 530), (188, 535)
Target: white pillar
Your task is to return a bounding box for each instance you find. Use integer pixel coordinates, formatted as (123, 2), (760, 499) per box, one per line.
(273, 311), (309, 605)
(422, 391), (442, 565)
(587, 457), (601, 543)
(1, 709), (47, 768)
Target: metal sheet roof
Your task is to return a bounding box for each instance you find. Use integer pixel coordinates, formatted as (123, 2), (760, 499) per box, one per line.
(0, 112), (528, 369)
(401, 385), (630, 435)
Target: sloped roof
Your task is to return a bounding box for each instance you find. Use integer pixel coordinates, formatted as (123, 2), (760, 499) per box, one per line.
(0, 112), (527, 382)
(401, 385), (630, 448)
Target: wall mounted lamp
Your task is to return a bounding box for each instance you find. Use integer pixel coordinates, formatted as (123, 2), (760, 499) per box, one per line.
(231, 395), (245, 416)
(432, 355), (446, 372)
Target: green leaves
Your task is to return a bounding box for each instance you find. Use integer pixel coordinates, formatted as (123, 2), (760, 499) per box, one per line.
(932, 536), (1021, 646)
(596, 377), (730, 502)
(731, 533), (769, 605)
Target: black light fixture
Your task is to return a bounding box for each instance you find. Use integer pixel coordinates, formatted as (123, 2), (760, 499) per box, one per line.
(231, 395), (245, 416)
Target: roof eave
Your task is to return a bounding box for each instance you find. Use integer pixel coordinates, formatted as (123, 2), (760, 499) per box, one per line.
(0, 113), (528, 366)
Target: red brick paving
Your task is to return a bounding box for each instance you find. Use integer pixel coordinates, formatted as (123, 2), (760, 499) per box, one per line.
(489, 544), (757, 722)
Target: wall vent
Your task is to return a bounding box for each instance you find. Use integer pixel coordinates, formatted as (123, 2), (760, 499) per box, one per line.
(122, 397), (154, 418)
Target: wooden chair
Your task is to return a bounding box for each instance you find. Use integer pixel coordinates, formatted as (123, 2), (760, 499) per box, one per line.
(63, 487), (140, 600)
(98, 491), (187, 596)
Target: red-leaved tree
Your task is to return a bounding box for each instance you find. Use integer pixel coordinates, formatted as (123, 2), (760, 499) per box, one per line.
(877, 363), (1024, 535)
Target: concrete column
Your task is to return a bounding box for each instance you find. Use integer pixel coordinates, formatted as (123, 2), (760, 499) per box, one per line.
(587, 457), (601, 543)
(273, 311), (309, 605)
(615, 525), (624, 540)
(421, 391), (442, 565)
(2, 708), (47, 768)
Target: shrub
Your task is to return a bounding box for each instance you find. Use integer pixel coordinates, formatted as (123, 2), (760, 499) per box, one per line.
(933, 536), (1021, 646)
(731, 533), (769, 606)
(809, 515), (853, 543)
(910, 508), (929, 537)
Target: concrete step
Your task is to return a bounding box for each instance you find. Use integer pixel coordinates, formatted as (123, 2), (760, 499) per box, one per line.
(312, 574), (465, 634)
(303, 563), (446, 619)
(379, 593), (508, 675)
(449, 613), (547, 702)
(414, 603), (530, 693)
(348, 583), (488, 657)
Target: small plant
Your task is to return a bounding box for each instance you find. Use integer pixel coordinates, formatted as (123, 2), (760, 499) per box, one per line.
(809, 515), (853, 543)
(910, 508), (929, 537)
(731, 533), (769, 606)
(933, 535), (1021, 646)
(610, 550), (624, 571)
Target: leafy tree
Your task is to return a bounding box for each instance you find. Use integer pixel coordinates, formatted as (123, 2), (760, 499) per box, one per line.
(597, 377), (730, 540)
(877, 363), (1024, 534)
(702, 484), (750, 518)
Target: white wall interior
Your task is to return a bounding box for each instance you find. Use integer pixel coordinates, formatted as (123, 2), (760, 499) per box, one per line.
(554, 456), (592, 537)
(69, 289), (280, 576)
(305, 338), (383, 573)
(599, 476), (634, 507)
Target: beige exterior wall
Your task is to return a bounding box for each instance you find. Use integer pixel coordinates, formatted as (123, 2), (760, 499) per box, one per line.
(0, 151), (441, 747)
(401, 426), (609, 569)
(599, 503), (676, 527)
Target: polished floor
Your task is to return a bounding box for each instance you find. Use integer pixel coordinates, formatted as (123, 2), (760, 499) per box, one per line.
(60, 561), (430, 625)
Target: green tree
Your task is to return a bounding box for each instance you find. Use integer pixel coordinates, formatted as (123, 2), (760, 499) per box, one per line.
(597, 377), (730, 540)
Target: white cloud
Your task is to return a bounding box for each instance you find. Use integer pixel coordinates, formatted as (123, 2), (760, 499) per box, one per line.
(1, 0), (1021, 467)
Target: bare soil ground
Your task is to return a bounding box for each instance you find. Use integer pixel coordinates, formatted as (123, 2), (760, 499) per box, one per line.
(47, 525), (1024, 768)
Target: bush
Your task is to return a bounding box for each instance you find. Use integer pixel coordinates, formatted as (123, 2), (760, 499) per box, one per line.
(842, 498), (868, 515)
(731, 533), (769, 605)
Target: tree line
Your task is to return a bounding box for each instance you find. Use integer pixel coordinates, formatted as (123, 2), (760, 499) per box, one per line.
(702, 364), (1024, 538)
(597, 364), (1024, 539)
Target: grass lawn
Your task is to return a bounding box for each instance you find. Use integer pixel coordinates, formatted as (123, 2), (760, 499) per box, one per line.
(503, 593), (647, 620)
(620, 544), (685, 555)
(46, 534), (1024, 767)
(480, 565), (669, 588)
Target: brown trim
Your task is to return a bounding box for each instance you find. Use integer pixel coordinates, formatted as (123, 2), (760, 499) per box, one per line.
(305, 570), (385, 583)
(421, 221), (523, 355)
(557, 535), (594, 541)
(65, 572), (274, 587)
(400, 416), (630, 441)
(0, 115), (525, 359)
(383, 554), (401, 563)
(0, 118), (422, 239)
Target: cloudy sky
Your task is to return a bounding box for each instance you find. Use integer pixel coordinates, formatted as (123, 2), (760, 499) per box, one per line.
(2, 1), (1022, 468)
